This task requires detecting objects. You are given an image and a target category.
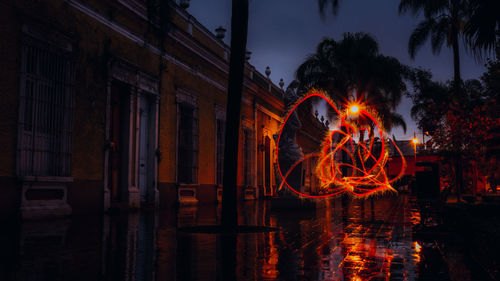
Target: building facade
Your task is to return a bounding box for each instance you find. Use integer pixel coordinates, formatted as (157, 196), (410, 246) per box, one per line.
(295, 104), (328, 195)
(0, 0), (284, 218)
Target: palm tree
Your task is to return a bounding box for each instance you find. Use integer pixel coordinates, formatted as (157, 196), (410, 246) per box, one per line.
(296, 34), (408, 182)
(296, 33), (408, 134)
(464, 0), (500, 58)
(318, 0), (341, 19)
(399, 0), (469, 201)
(407, 69), (451, 134)
(399, 0), (468, 98)
(409, 69), (493, 195)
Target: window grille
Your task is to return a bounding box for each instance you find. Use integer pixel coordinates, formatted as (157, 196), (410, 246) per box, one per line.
(178, 103), (198, 184)
(216, 119), (225, 185)
(17, 38), (74, 177)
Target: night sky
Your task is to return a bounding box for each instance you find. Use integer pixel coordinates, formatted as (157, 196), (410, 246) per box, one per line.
(188, 0), (486, 140)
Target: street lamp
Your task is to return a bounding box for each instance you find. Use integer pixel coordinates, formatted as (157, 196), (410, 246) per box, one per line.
(412, 134), (419, 164)
(349, 105), (359, 114)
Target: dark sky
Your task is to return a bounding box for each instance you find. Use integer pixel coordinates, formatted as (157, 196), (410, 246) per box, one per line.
(188, 0), (486, 140)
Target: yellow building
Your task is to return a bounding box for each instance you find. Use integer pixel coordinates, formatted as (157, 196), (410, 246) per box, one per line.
(0, 0), (284, 218)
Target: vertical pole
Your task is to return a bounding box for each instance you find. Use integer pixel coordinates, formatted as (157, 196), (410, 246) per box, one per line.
(221, 0), (249, 230)
(414, 143), (416, 164)
(412, 133), (418, 177)
(422, 131), (425, 151)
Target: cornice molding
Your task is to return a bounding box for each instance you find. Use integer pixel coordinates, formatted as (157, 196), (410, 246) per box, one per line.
(66, 0), (281, 100)
(256, 104), (282, 122)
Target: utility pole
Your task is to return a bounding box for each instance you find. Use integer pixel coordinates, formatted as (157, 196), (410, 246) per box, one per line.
(221, 0), (249, 231)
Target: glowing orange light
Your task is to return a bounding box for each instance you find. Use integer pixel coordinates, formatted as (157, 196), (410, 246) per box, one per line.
(352, 275), (362, 281)
(414, 241), (422, 263)
(414, 241), (421, 253)
(412, 138), (419, 144)
(276, 90), (406, 199)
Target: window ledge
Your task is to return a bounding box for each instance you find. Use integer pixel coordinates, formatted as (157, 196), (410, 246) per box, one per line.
(19, 176), (74, 183)
(177, 183), (199, 187)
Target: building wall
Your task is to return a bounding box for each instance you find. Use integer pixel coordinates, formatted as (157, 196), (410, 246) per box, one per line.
(295, 102), (328, 195)
(0, 1), (21, 218)
(1, 0), (284, 218)
(387, 154), (440, 177)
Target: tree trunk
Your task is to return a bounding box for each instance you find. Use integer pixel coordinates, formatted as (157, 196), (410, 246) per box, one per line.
(451, 7), (463, 202)
(454, 155), (462, 202)
(472, 161), (478, 197)
(451, 22), (461, 91)
(221, 0), (249, 230)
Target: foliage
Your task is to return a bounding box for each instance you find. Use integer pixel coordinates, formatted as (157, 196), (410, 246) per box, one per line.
(317, 0), (341, 19)
(430, 94), (496, 157)
(401, 0), (473, 197)
(295, 33), (409, 133)
(409, 70), (496, 154)
(482, 45), (500, 101)
(399, 0), (469, 59)
(464, 0), (500, 58)
(400, 0), (500, 72)
(407, 69), (450, 134)
(409, 68), (500, 192)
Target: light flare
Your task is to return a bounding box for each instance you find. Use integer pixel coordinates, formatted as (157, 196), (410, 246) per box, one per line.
(276, 90), (406, 198)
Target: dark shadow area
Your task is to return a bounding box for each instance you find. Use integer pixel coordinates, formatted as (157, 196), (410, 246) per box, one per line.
(178, 225), (279, 233)
(0, 196), (494, 280)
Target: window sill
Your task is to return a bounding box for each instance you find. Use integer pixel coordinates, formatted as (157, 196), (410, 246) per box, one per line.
(19, 176), (74, 183)
(177, 183), (199, 187)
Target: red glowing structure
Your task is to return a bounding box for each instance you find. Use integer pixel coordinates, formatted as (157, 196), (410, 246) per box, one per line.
(277, 90), (406, 198)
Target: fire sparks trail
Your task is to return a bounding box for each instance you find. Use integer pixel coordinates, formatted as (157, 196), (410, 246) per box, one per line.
(277, 90), (406, 198)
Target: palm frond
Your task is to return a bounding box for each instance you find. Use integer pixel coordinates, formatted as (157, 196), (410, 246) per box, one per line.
(390, 113), (407, 133)
(318, 0), (340, 19)
(408, 19), (435, 59)
(295, 34), (410, 133)
(430, 17), (449, 55)
(464, 0), (500, 58)
(316, 38), (337, 57)
(422, 0), (449, 19)
(399, 0), (425, 16)
(410, 103), (428, 120)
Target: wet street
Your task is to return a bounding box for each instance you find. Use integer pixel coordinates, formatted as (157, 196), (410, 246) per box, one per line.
(0, 195), (482, 280)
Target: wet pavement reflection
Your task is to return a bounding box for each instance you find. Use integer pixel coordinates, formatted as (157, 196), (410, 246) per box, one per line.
(0, 195), (477, 280)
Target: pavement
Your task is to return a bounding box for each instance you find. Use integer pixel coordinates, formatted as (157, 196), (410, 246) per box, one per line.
(0, 194), (492, 280)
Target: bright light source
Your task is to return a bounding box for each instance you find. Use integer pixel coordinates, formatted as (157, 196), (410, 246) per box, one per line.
(412, 138), (419, 144)
(350, 105), (359, 113)
(414, 241), (422, 253)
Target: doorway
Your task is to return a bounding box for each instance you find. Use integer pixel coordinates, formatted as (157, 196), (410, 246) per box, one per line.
(109, 81), (130, 201)
(264, 136), (271, 195)
(138, 94), (154, 203)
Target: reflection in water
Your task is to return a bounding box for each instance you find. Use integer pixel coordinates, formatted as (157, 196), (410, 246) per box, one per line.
(2, 195), (474, 280)
(16, 219), (71, 281)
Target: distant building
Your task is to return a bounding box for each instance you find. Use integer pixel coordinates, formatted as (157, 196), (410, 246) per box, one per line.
(0, 0), (284, 218)
(387, 140), (439, 177)
(295, 104), (328, 195)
